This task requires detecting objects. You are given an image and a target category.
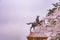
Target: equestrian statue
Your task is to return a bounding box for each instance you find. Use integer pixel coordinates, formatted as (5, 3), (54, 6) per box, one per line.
(27, 16), (40, 33)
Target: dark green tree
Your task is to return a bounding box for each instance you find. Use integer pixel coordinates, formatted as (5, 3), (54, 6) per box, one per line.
(47, 8), (57, 16)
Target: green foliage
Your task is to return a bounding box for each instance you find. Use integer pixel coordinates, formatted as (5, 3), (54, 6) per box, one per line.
(45, 25), (50, 27)
(51, 33), (60, 40)
(56, 33), (60, 37)
(47, 8), (57, 16)
(52, 3), (58, 7)
(51, 39), (54, 40)
(55, 33), (60, 40)
(47, 3), (57, 16)
(46, 2), (60, 16)
(51, 20), (57, 25)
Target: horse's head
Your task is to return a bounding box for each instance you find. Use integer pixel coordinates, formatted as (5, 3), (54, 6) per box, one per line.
(27, 22), (32, 25)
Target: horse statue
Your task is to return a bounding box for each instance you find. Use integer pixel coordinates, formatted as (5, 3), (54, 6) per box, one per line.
(27, 22), (37, 33)
(27, 16), (40, 33)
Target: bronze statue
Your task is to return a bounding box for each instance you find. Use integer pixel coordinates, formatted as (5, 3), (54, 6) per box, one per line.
(27, 22), (37, 33)
(27, 16), (40, 33)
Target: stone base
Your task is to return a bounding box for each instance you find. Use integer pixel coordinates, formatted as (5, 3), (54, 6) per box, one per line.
(27, 33), (48, 40)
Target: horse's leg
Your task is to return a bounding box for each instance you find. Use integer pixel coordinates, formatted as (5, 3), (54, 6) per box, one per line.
(30, 27), (32, 33)
(33, 27), (35, 31)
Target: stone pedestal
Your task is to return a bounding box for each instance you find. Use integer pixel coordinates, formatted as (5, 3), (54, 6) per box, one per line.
(27, 33), (47, 40)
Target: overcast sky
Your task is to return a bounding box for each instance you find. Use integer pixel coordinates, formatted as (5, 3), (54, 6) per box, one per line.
(0, 0), (59, 40)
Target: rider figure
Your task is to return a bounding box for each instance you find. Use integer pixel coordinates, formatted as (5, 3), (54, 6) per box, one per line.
(36, 16), (40, 24)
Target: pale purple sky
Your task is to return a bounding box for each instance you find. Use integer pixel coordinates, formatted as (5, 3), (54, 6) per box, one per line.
(0, 0), (59, 40)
